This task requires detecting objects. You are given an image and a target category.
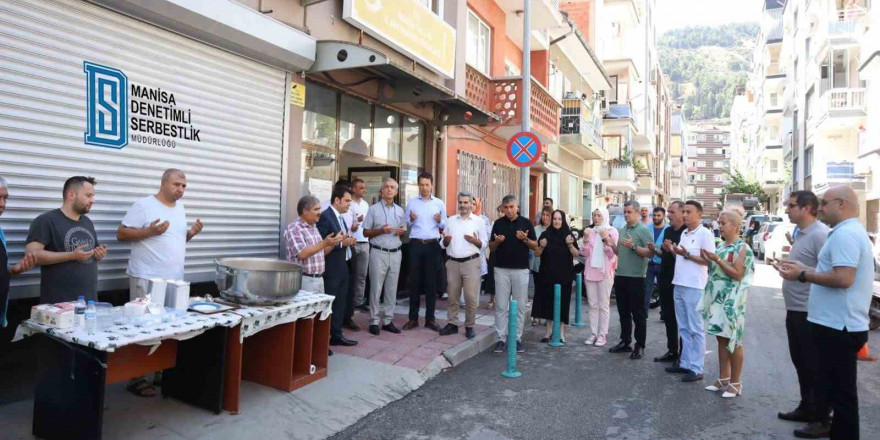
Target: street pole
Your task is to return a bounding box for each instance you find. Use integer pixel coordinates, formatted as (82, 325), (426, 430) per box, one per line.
(520, 0), (530, 217)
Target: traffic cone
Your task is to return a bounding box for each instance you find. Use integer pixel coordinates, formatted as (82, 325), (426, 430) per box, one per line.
(857, 343), (875, 362)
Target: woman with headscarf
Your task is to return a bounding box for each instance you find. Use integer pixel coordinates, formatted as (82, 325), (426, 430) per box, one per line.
(530, 207), (553, 326)
(533, 210), (578, 343)
(579, 207), (619, 347)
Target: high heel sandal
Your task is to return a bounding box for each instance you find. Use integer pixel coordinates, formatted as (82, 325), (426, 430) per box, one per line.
(704, 377), (730, 392)
(722, 382), (742, 398)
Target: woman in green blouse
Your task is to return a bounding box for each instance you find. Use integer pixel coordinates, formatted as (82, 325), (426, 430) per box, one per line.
(698, 207), (755, 399)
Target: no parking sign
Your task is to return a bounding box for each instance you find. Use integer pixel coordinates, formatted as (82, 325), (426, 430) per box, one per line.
(506, 132), (542, 168)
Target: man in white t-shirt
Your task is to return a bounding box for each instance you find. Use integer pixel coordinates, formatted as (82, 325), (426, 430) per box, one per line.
(116, 169), (203, 397)
(665, 200), (715, 383)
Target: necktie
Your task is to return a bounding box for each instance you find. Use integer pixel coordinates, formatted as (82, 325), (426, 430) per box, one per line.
(339, 215), (351, 260)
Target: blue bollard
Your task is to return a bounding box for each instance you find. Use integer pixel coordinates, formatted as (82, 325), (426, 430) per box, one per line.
(502, 299), (522, 378)
(572, 273), (585, 327)
(549, 284), (564, 347)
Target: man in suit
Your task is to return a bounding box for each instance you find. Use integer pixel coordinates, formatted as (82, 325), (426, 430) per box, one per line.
(317, 185), (358, 347)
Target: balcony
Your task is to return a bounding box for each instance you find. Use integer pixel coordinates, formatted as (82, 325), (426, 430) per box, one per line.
(604, 102), (639, 127)
(498, 0), (564, 51)
(810, 88), (867, 130)
(766, 9), (783, 43)
(559, 98), (606, 160)
(765, 61), (784, 77)
(464, 66), (561, 145)
(827, 8), (866, 42)
(813, 161), (867, 193)
(602, 163), (637, 193)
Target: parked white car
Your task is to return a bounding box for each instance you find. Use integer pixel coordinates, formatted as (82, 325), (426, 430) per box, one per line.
(756, 222), (796, 261)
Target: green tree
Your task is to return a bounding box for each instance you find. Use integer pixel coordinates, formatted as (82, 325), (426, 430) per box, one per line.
(721, 171), (767, 203)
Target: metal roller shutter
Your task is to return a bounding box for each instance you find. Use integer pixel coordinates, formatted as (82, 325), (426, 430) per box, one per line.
(0, 0), (288, 298)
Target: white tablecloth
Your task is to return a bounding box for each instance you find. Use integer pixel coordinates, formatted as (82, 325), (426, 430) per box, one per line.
(14, 311), (242, 353)
(231, 290), (334, 342)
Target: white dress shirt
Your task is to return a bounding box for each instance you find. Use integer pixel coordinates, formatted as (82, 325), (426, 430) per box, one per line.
(329, 205), (352, 260)
(442, 213), (488, 259)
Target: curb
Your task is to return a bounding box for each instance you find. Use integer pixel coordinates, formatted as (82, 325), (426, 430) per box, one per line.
(441, 328), (498, 367)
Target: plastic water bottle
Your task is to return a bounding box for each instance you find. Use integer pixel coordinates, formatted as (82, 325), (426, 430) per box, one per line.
(74, 296), (86, 329)
(84, 300), (97, 334)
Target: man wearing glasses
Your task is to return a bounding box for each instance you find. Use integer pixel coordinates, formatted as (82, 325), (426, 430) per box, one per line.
(773, 191), (830, 437)
(777, 186), (874, 440)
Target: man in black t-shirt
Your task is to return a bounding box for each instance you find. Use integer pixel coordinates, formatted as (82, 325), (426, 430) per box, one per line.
(26, 176), (107, 304)
(490, 195), (538, 354)
(648, 201), (686, 363)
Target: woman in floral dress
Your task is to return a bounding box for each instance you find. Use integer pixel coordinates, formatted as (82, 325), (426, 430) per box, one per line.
(698, 207), (754, 399)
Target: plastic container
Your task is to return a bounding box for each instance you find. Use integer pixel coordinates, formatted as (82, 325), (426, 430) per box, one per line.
(74, 296), (86, 330)
(84, 301), (97, 334)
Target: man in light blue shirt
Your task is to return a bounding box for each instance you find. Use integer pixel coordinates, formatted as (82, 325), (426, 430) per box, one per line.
(402, 172), (447, 331)
(779, 186), (873, 440)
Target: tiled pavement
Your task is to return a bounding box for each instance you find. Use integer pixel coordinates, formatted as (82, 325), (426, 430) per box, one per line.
(332, 294), (498, 373)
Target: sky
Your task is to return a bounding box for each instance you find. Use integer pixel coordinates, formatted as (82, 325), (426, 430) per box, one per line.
(654, 0), (765, 35)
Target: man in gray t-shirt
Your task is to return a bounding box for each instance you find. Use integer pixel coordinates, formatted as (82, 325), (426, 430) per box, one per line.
(26, 177), (107, 304)
(773, 191), (830, 426)
(362, 178), (407, 334)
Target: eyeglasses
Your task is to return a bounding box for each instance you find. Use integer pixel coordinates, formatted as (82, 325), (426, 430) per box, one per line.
(819, 198), (843, 207)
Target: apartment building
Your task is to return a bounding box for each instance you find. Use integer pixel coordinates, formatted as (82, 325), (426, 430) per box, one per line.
(669, 109), (689, 202)
(742, 0), (788, 215)
(686, 126), (731, 217)
(859, 2), (880, 232)
(774, 0), (875, 228)
(594, 0), (670, 208)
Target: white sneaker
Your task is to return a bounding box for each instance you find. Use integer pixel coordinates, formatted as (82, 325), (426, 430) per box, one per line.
(595, 335), (607, 347)
(585, 335), (598, 345)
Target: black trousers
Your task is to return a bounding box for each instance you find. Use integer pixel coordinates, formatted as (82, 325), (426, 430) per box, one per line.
(786, 311), (829, 419)
(408, 240), (442, 321)
(614, 275), (647, 347)
(324, 267), (350, 340)
(658, 279), (679, 353)
(812, 323), (868, 440)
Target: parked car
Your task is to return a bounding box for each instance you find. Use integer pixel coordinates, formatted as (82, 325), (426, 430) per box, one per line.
(759, 222), (796, 262)
(743, 213), (784, 247)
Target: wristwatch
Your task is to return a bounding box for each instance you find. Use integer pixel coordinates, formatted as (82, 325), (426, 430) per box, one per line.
(798, 271), (807, 283)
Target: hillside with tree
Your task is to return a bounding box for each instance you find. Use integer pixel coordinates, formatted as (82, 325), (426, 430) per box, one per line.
(659, 23), (759, 121)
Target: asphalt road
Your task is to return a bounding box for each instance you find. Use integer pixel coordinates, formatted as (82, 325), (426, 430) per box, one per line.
(331, 264), (880, 440)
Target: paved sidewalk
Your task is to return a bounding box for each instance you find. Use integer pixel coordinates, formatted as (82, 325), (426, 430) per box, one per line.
(0, 294), (504, 440)
(334, 294), (499, 376)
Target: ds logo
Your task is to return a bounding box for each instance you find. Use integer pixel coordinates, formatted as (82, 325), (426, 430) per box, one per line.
(84, 62), (128, 149)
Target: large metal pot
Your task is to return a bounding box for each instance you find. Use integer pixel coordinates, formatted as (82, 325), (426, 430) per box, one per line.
(215, 258), (303, 305)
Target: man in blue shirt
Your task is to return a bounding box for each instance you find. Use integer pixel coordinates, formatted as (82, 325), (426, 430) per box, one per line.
(403, 172), (447, 331)
(644, 206), (667, 313)
(779, 186), (873, 440)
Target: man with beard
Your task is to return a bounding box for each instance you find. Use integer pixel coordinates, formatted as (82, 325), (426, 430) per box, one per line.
(26, 176), (107, 304)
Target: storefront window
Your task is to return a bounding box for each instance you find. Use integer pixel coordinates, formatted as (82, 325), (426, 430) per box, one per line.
(402, 117), (425, 166)
(303, 84), (337, 149)
(301, 149), (337, 201)
(399, 166), (421, 208)
(373, 107), (401, 162)
(339, 95), (372, 156)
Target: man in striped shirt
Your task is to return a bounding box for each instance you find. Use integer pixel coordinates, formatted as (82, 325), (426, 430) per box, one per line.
(283, 195), (343, 293)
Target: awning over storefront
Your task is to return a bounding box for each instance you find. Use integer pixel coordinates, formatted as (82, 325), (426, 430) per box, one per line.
(309, 41), (500, 126)
(91, 0), (316, 71)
